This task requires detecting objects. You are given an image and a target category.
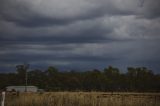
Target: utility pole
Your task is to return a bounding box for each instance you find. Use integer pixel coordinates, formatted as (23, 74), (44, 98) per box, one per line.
(24, 63), (29, 92)
(25, 68), (27, 92)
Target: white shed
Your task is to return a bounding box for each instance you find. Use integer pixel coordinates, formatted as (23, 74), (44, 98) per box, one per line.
(6, 86), (38, 92)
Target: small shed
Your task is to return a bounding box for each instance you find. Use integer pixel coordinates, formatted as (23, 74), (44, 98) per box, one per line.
(6, 86), (38, 92)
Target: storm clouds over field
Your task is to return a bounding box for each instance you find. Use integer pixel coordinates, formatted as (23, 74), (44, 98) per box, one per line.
(0, 0), (160, 72)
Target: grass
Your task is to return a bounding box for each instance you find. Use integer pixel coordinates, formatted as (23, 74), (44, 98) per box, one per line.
(5, 92), (160, 106)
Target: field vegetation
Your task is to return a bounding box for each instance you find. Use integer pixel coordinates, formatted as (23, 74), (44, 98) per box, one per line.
(5, 92), (160, 106)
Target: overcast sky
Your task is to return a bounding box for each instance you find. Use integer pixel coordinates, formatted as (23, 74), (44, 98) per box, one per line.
(0, 0), (160, 73)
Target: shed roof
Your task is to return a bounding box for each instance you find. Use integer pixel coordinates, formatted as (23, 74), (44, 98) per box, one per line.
(6, 86), (37, 88)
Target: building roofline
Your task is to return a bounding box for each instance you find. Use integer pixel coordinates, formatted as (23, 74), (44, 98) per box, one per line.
(6, 86), (37, 88)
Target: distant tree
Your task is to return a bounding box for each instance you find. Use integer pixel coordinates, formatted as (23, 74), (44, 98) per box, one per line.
(103, 66), (120, 91)
(28, 69), (45, 89)
(127, 67), (137, 91)
(16, 64), (29, 85)
(0, 65), (160, 92)
(44, 66), (59, 91)
(135, 67), (154, 91)
(45, 66), (59, 76)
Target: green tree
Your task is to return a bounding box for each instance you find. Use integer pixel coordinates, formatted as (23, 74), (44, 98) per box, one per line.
(44, 66), (59, 91)
(16, 64), (29, 85)
(103, 66), (120, 91)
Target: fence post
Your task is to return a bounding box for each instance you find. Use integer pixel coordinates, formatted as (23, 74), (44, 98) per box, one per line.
(1, 91), (5, 106)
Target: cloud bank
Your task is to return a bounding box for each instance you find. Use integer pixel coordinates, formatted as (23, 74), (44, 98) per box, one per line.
(0, 0), (160, 72)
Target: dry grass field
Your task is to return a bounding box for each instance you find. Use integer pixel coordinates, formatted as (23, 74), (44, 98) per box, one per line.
(5, 92), (160, 106)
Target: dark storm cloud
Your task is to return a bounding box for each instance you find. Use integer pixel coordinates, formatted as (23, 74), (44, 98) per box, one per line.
(0, 0), (160, 73)
(138, 0), (160, 19)
(0, 17), (113, 44)
(0, 52), (117, 63)
(1, 14), (71, 27)
(0, 40), (160, 72)
(0, 0), (67, 27)
(0, 0), (85, 27)
(0, 43), (118, 71)
(0, 0), (159, 28)
(0, 0), (137, 27)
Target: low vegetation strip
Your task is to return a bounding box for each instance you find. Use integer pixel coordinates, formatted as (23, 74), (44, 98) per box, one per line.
(1, 66), (160, 92)
(5, 92), (160, 106)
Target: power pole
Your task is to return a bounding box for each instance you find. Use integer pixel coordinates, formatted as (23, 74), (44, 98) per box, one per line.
(25, 68), (27, 92)
(24, 63), (29, 92)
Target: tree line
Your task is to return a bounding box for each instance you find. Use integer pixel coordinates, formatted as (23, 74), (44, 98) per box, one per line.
(0, 65), (160, 92)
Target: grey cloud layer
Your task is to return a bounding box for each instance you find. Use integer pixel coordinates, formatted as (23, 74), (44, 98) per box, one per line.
(0, 0), (140, 27)
(139, 0), (160, 19)
(1, 0), (160, 27)
(0, 0), (160, 72)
